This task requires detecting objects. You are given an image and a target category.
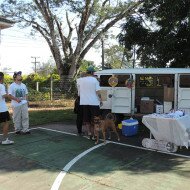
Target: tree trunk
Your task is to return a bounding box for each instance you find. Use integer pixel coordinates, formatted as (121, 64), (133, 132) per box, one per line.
(68, 56), (79, 77)
(59, 75), (73, 94)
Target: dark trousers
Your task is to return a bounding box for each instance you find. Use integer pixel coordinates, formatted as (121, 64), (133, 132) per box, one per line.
(76, 105), (83, 134)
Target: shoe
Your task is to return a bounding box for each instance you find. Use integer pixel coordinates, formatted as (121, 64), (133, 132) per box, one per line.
(22, 131), (31, 135)
(2, 138), (14, 145)
(77, 132), (84, 136)
(15, 131), (21, 135)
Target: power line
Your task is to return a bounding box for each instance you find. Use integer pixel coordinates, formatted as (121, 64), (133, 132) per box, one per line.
(31, 56), (40, 73)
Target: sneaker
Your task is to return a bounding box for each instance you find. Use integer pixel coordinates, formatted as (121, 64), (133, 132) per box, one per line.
(22, 131), (31, 135)
(77, 132), (84, 136)
(2, 138), (14, 145)
(15, 131), (21, 135)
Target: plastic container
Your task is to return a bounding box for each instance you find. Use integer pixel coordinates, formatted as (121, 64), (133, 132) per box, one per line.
(122, 118), (139, 136)
(118, 123), (122, 129)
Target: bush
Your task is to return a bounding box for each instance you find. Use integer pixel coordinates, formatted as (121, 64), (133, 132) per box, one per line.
(28, 88), (50, 101)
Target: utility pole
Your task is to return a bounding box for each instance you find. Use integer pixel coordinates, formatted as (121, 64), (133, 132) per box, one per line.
(101, 37), (105, 70)
(132, 45), (136, 68)
(31, 56), (40, 73)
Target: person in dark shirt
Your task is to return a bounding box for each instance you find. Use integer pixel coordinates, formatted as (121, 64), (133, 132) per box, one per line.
(74, 96), (83, 135)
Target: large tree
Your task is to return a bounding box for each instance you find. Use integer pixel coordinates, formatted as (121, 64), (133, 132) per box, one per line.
(0, 0), (142, 89)
(119, 0), (190, 68)
(104, 44), (132, 68)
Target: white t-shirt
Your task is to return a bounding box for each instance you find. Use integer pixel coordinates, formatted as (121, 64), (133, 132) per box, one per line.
(8, 82), (28, 107)
(0, 83), (8, 112)
(77, 76), (101, 106)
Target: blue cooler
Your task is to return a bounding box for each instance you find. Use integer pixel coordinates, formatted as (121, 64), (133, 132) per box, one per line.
(122, 118), (139, 136)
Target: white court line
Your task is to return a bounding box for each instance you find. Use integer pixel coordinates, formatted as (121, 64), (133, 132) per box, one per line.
(2, 126), (190, 160)
(37, 127), (190, 190)
(109, 141), (190, 159)
(38, 127), (77, 136)
(38, 127), (190, 159)
(2, 127), (190, 189)
(50, 143), (106, 190)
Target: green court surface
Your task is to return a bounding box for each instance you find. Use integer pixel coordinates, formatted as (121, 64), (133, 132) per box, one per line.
(0, 128), (190, 190)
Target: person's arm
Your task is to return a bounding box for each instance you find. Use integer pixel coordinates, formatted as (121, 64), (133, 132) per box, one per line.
(8, 85), (21, 103)
(2, 94), (9, 98)
(1, 86), (11, 99)
(96, 90), (103, 106)
(96, 78), (103, 106)
(96, 90), (102, 100)
(8, 94), (21, 103)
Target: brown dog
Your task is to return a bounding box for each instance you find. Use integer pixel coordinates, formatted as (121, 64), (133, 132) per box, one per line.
(94, 116), (120, 144)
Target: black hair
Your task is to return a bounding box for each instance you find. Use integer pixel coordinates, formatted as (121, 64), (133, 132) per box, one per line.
(86, 71), (94, 75)
(0, 72), (4, 80)
(13, 71), (22, 79)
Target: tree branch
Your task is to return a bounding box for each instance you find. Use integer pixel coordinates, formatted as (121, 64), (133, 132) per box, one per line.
(54, 16), (68, 59)
(66, 12), (73, 41)
(75, 0), (91, 55)
(80, 1), (142, 60)
(32, 24), (51, 48)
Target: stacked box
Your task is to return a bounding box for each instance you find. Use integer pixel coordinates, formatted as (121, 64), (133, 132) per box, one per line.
(164, 101), (173, 113)
(140, 99), (154, 114)
(122, 119), (139, 136)
(156, 105), (163, 114)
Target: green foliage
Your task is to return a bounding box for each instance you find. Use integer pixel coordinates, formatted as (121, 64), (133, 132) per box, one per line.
(23, 73), (46, 89)
(28, 88), (50, 101)
(3, 74), (12, 84)
(104, 45), (132, 69)
(119, 0), (190, 68)
(79, 60), (95, 72)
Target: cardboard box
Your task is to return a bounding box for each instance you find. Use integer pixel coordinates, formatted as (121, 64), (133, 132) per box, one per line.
(164, 86), (174, 101)
(164, 101), (173, 113)
(156, 105), (163, 114)
(140, 99), (154, 114)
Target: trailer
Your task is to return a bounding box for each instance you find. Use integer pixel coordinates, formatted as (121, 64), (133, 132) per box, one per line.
(95, 68), (190, 118)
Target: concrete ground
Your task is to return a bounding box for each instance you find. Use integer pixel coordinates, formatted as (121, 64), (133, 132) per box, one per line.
(0, 123), (190, 190)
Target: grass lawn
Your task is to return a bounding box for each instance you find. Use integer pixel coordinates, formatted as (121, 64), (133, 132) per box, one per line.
(0, 100), (76, 133)
(1, 108), (76, 133)
(29, 108), (76, 126)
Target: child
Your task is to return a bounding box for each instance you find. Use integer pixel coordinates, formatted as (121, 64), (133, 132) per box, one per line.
(0, 72), (14, 144)
(8, 71), (30, 134)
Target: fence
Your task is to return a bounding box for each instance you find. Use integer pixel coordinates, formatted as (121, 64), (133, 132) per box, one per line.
(26, 78), (77, 101)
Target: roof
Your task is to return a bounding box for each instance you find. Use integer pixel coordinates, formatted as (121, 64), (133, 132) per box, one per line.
(0, 16), (15, 30)
(95, 68), (190, 75)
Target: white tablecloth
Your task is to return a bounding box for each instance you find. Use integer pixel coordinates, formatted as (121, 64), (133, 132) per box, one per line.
(142, 114), (190, 148)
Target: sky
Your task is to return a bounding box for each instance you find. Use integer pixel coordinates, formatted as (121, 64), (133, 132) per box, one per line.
(0, 26), (103, 75)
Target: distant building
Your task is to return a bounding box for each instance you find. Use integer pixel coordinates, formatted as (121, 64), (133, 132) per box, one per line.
(0, 16), (15, 70)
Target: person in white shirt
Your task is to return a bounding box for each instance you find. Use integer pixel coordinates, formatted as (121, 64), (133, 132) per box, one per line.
(0, 72), (14, 145)
(8, 71), (30, 134)
(77, 66), (102, 138)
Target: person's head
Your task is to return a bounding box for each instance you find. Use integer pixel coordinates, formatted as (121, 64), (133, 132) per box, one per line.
(80, 72), (86, 78)
(13, 71), (22, 82)
(86, 66), (96, 75)
(0, 72), (4, 83)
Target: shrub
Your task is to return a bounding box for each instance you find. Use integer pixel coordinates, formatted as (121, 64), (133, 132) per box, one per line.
(28, 88), (50, 101)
